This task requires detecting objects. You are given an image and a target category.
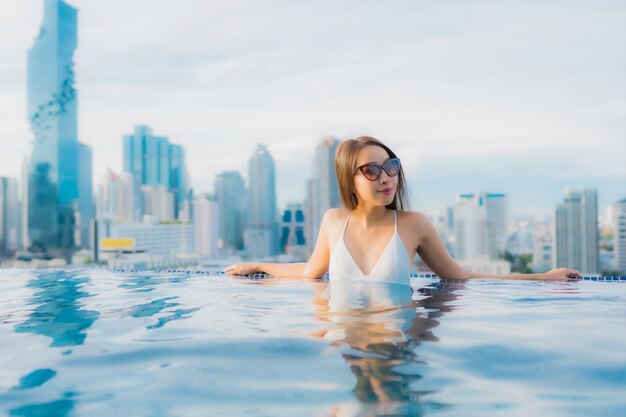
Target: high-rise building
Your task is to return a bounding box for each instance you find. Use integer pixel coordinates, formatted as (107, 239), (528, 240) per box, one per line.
(193, 194), (219, 257)
(612, 198), (626, 274)
(280, 202), (306, 260)
(123, 125), (187, 218)
(453, 192), (508, 260)
(531, 236), (553, 273)
(21, 157), (29, 251)
(142, 185), (175, 222)
(305, 137), (341, 255)
(96, 169), (143, 224)
(27, 0), (93, 257)
(214, 171), (246, 251)
(554, 187), (599, 274)
(77, 143), (93, 247)
(453, 198), (487, 260)
(0, 177), (20, 258)
(244, 144), (278, 259)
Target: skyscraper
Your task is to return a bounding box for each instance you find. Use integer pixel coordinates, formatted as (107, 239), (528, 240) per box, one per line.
(77, 143), (93, 248)
(305, 137), (341, 255)
(193, 194), (219, 257)
(554, 188), (599, 274)
(453, 198), (487, 260)
(27, 0), (93, 257)
(214, 171), (246, 251)
(244, 144), (278, 259)
(611, 198), (626, 274)
(280, 202), (306, 260)
(142, 185), (175, 222)
(0, 177), (20, 258)
(453, 192), (508, 260)
(96, 169), (143, 224)
(123, 125), (187, 219)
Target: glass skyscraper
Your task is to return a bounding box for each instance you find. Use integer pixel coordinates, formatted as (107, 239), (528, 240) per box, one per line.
(0, 177), (20, 258)
(555, 188), (599, 274)
(27, 0), (93, 257)
(214, 171), (246, 251)
(305, 137), (341, 255)
(453, 192), (508, 261)
(123, 125), (187, 219)
(244, 144), (278, 258)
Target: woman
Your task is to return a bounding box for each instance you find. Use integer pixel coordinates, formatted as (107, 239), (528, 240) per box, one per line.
(224, 136), (581, 282)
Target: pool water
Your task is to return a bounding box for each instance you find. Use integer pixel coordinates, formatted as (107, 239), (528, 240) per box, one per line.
(0, 268), (625, 417)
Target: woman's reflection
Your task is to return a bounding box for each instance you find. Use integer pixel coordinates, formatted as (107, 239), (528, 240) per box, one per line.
(310, 278), (464, 417)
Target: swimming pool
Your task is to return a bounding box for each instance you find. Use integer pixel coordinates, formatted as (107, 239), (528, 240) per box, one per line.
(0, 268), (624, 417)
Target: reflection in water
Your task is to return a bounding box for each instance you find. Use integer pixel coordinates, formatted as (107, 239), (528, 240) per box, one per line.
(130, 296), (199, 329)
(118, 272), (194, 293)
(11, 270), (98, 417)
(15, 270), (98, 347)
(9, 398), (74, 417)
(123, 272), (201, 329)
(311, 279), (465, 417)
(11, 369), (57, 390)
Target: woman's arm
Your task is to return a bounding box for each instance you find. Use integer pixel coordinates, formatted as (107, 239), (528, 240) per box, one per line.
(223, 209), (336, 278)
(415, 213), (581, 281)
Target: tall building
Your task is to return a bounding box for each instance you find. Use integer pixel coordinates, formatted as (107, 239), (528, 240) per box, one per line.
(123, 125), (187, 218)
(77, 143), (93, 247)
(0, 177), (20, 258)
(280, 202), (306, 260)
(244, 144), (278, 259)
(141, 185), (175, 222)
(531, 235), (553, 273)
(214, 171), (246, 251)
(554, 188), (599, 274)
(305, 137), (341, 255)
(21, 157), (29, 250)
(96, 169), (142, 224)
(26, 0), (93, 257)
(453, 199), (487, 260)
(453, 192), (508, 260)
(612, 198), (626, 274)
(193, 194), (219, 257)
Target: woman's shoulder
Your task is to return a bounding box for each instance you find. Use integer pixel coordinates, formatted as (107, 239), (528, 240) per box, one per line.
(323, 208), (350, 221)
(397, 210), (432, 231)
(397, 209), (429, 222)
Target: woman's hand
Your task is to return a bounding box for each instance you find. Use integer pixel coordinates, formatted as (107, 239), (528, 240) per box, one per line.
(542, 267), (582, 281)
(223, 263), (260, 276)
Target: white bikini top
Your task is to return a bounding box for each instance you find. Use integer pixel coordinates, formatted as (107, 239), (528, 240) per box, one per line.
(328, 210), (412, 284)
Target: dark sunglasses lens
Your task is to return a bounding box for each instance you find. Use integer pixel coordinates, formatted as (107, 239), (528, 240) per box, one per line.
(362, 165), (381, 180)
(383, 159), (400, 176)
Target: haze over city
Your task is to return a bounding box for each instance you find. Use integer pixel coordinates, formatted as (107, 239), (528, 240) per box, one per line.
(1, 0), (624, 215)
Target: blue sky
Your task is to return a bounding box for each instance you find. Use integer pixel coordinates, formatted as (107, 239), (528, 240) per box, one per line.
(1, 0), (624, 215)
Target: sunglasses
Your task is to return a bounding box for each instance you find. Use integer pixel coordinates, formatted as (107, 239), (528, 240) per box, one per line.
(353, 158), (401, 181)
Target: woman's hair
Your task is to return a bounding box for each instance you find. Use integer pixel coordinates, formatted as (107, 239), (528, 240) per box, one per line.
(335, 136), (410, 211)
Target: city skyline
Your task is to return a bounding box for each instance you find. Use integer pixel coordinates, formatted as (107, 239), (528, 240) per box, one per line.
(1, 0), (624, 216)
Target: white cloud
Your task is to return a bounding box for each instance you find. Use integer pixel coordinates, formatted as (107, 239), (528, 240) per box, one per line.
(0, 0), (624, 213)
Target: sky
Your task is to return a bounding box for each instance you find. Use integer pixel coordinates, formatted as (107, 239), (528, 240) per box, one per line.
(0, 0), (624, 216)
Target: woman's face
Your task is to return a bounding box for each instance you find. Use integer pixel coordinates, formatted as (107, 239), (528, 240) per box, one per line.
(353, 145), (398, 208)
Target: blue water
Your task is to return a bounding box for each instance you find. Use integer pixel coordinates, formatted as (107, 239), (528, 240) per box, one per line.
(0, 268), (625, 417)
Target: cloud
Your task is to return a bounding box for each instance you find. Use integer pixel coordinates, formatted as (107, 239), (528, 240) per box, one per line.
(0, 0), (624, 215)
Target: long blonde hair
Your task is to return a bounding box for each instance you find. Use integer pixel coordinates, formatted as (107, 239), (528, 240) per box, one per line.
(335, 136), (410, 211)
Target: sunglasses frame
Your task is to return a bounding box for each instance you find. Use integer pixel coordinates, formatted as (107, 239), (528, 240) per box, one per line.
(353, 158), (401, 181)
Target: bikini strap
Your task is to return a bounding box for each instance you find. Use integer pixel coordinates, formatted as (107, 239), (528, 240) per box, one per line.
(341, 213), (351, 236)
